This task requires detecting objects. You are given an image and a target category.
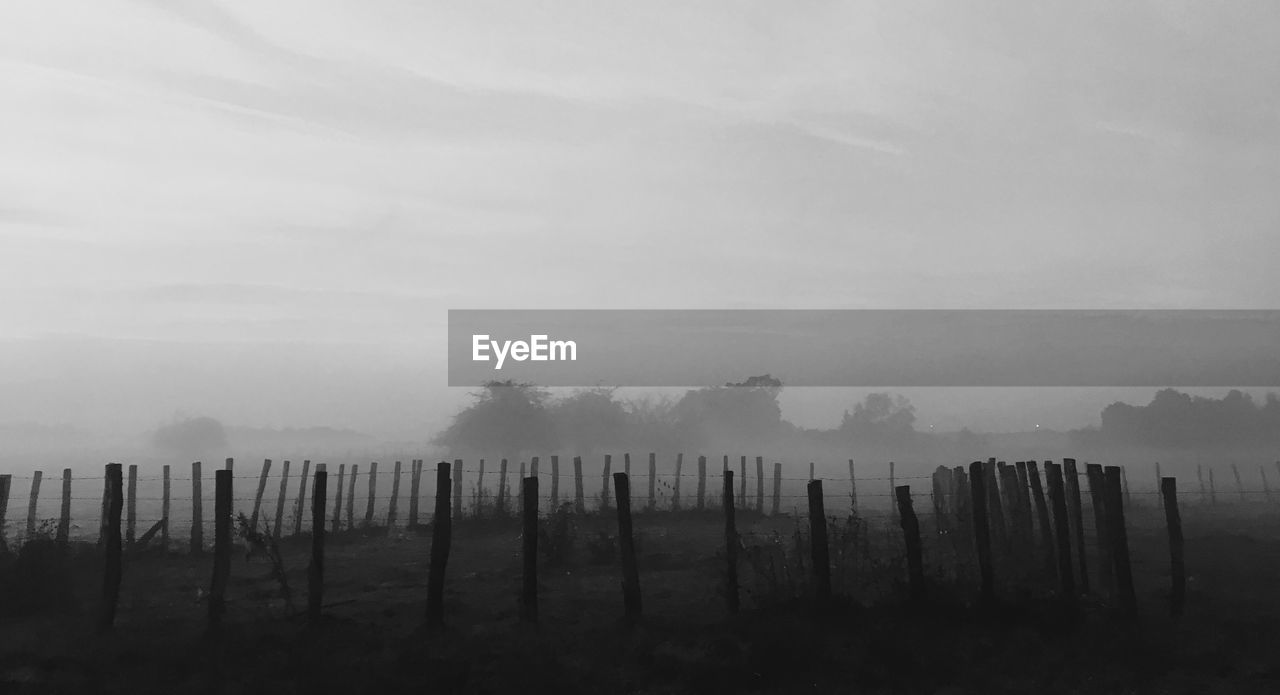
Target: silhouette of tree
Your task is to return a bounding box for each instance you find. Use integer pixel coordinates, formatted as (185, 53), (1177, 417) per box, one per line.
(550, 387), (628, 455)
(434, 380), (557, 456)
(839, 393), (916, 445)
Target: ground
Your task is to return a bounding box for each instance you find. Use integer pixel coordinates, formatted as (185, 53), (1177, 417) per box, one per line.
(1, 502), (1278, 694)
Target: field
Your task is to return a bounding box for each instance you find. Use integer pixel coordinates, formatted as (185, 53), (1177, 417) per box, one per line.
(2, 491), (1280, 694)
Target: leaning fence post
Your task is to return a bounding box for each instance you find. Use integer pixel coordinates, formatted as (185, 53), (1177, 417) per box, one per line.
(332, 464), (346, 533)
(1196, 464), (1207, 504)
(99, 463), (123, 633)
(1161, 477), (1184, 618)
(308, 469), (327, 623)
(1062, 459), (1088, 593)
(1045, 462), (1077, 614)
(273, 460), (290, 540)
(1085, 464), (1113, 595)
(426, 461), (453, 628)
(0, 475), (11, 552)
(250, 459), (272, 532)
(601, 455), (613, 512)
(57, 468), (72, 546)
(573, 456), (585, 514)
(209, 469), (232, 633)
(1231, 463), (1245, 502)
(808, 480), (831, 603)
(696, 456), (707, 511)
(1026, 461), (1055, 574)
(521, 476), (538, 623)
(969, 461), (994, 606)
(756, 456), (765, 512)
(408, 459), (423, 526)
(294, 460), (311, 536)
(388, 461), (402, 528)
(724, 470), (739, 613)
(191, 462), (203, 554)
(346, 464), (358, 529)
(364, 461), (378, 528)
(23, 470), (42, 541)
(772, 463), (782, 516)
(1104, 466), (1137, 618)
(614, 472), (642, 621)
(896, 485), (925, 601)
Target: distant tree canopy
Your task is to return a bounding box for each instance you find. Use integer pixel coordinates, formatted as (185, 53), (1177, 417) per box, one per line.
(153, 416), (228, 457)
(669, 374), (786, 449)
(549, 388), (628, 455)
(1099, 388), (1280, 447)
(838, 393), (917, 445)
(434, 380), (557, 456)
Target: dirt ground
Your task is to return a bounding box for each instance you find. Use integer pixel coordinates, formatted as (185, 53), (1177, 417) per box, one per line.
(2, 502), (1279, 694)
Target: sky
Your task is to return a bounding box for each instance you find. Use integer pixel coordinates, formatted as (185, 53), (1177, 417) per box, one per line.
(1, 1), (1278, 438)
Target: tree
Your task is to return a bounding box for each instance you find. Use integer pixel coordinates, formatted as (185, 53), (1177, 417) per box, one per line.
(839, 393), (916, 445)
(153, 416), (228, 458)
(433, 380), (557, 457)
(549, 388), (628, 455)
(670, 374), (786, 450)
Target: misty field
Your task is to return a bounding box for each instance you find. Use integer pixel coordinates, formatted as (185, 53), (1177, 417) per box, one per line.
(2, 482), (1279, 694)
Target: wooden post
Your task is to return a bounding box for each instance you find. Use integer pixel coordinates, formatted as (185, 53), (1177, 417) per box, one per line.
(1026, 461), (1055, 573)
(614, 473), (642, 620)
(156, 465), (168, 551)
(388, 461), (402, 528)
(409, 460), (423, 526)
(998, 465), (1023, 553)
(346, 464), (357, 529)
(123, 466), (135, 547)
(848, 459), (858, 515)
(308, 469), (327, 622)
(889, 461), (897, 522)
(1161, 477), (1184, 618)
(696, 455), (706, 511)
(724, 470), (739, 613)
(896, 485), (925, 600)
(809, 461), (815, 482)
(952, 466), (972, 560)
(1045, 462), (1077, 612)
(1086, 464), (1113, 595)
(453, 459), (463, 521)
(670, 454), (680, 511)
(249, 459), (271, 532)
(426, 462), (452, 628)
(332, 464), (345, 533)
(1197, 464), (1207, 504)
(984, 459), (1006, 554)
(772, 463), (782, 516)
(20, 470), (43, 540)
(522, 476), (538, 623)
(494, 459), (507, 517)
(475, 459), (485, 516)
(0, 475), (10, 552)
(364, 461), (378, 528)
(209, 469), (232, 632)
(573, 456), (585, 514)
(1104, 466), (1137, 618)
(272, 460), (290, 540)
(57, 468), (72, 545)
(1063, 458), (1088, 594)
(649, 453), (658, 512)
(225, 457), (234, 475)
(1121, 466), (1131, 508)
(530, 456), (539, 481)
(1231, 463), (1245, 502)
(191, 462), (203, 554)
(756, 456), (765, 512)
(624, 452), (632, 485)
(1208, 468), (1217, 505)
(1155, 462), (1163, 510)
(294, 460), (311, 536)
(969, 461), (994, 605)
(808, 480), (831, 603)
(550, 455), (560, 510)
(98, 463), (123, 632)
(1014, 461), (1032, 537)
(518, 462), (526, 515)
(602, 455), (612, 511)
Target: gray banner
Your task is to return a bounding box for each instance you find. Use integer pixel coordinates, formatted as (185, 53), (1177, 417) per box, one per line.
(448, 310), (1280, 387)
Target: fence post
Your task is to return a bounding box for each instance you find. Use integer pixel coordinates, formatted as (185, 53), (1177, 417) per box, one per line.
(1104, 466), (1137, 618)
(1063, 458), (1088, 594)
(426, 461), (453, 628)
(209, 469), (232, 633)
(998, 465), (1024, 554)
(99, 463), (123, 633)
(272, 461), (290, 540)
(346, 464), (357, 529)
(332, 464), (345, 533)
(123, 466), (135, 548)
(1261, 465), (1273, 503)
(738, 456), (746, 509)
(475, 459), (485, 517)
(573, 456), (585, 514)
(724, 470), (739, 613)
(191, 462), (203, 554)
(670, 454), (680, 511)
(531, 456), (539, 482)
(295, 460), (311, 536)
(1197, 464), (1207, 504)
(808, 480), (831, 604)
(0, 474), (11, 552)
(364, 461), (378, 528)
(452, 459), (463, 521)
(22, 470), (41, 542)
(1161, 477), (1184, 618)
(1155, 462), (1163, 510)
(550, 455), (560, 510)
(602, 455), (613, 511)
(57, 468), (72, 546)
(388, 461), (402, 528)
(756, 456), (765, 512)
(772, 463), (782, 516)
(494, 459), (506, 518)
(624, 452), (632, 486)
(969, 461), (994, 606)
(519, 462), (526, 515)
(1231, 463), (1245, 502)
(649, 453), (658, 512)
(1045, 462), (1077, 614)
(1208, 468), (1217, 505)
(896, 485), (925, 600)
(1026, 461), (1055, 574)
(409, 460), (422, 526)
(809, 461), (815, 482)
(1084, 464), (1113, 595)
(521, 476), (538, 623)
(984, 459), (1007, 554)
(157, 465), (169, 551)
(847, 459), (858, 516)
(250, 459), (271, 532)
(614, 473), (642, 621)
(696, 456), (706, 511)
(308, 469), (327, 623)
(1121, 466), (1131, 508)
